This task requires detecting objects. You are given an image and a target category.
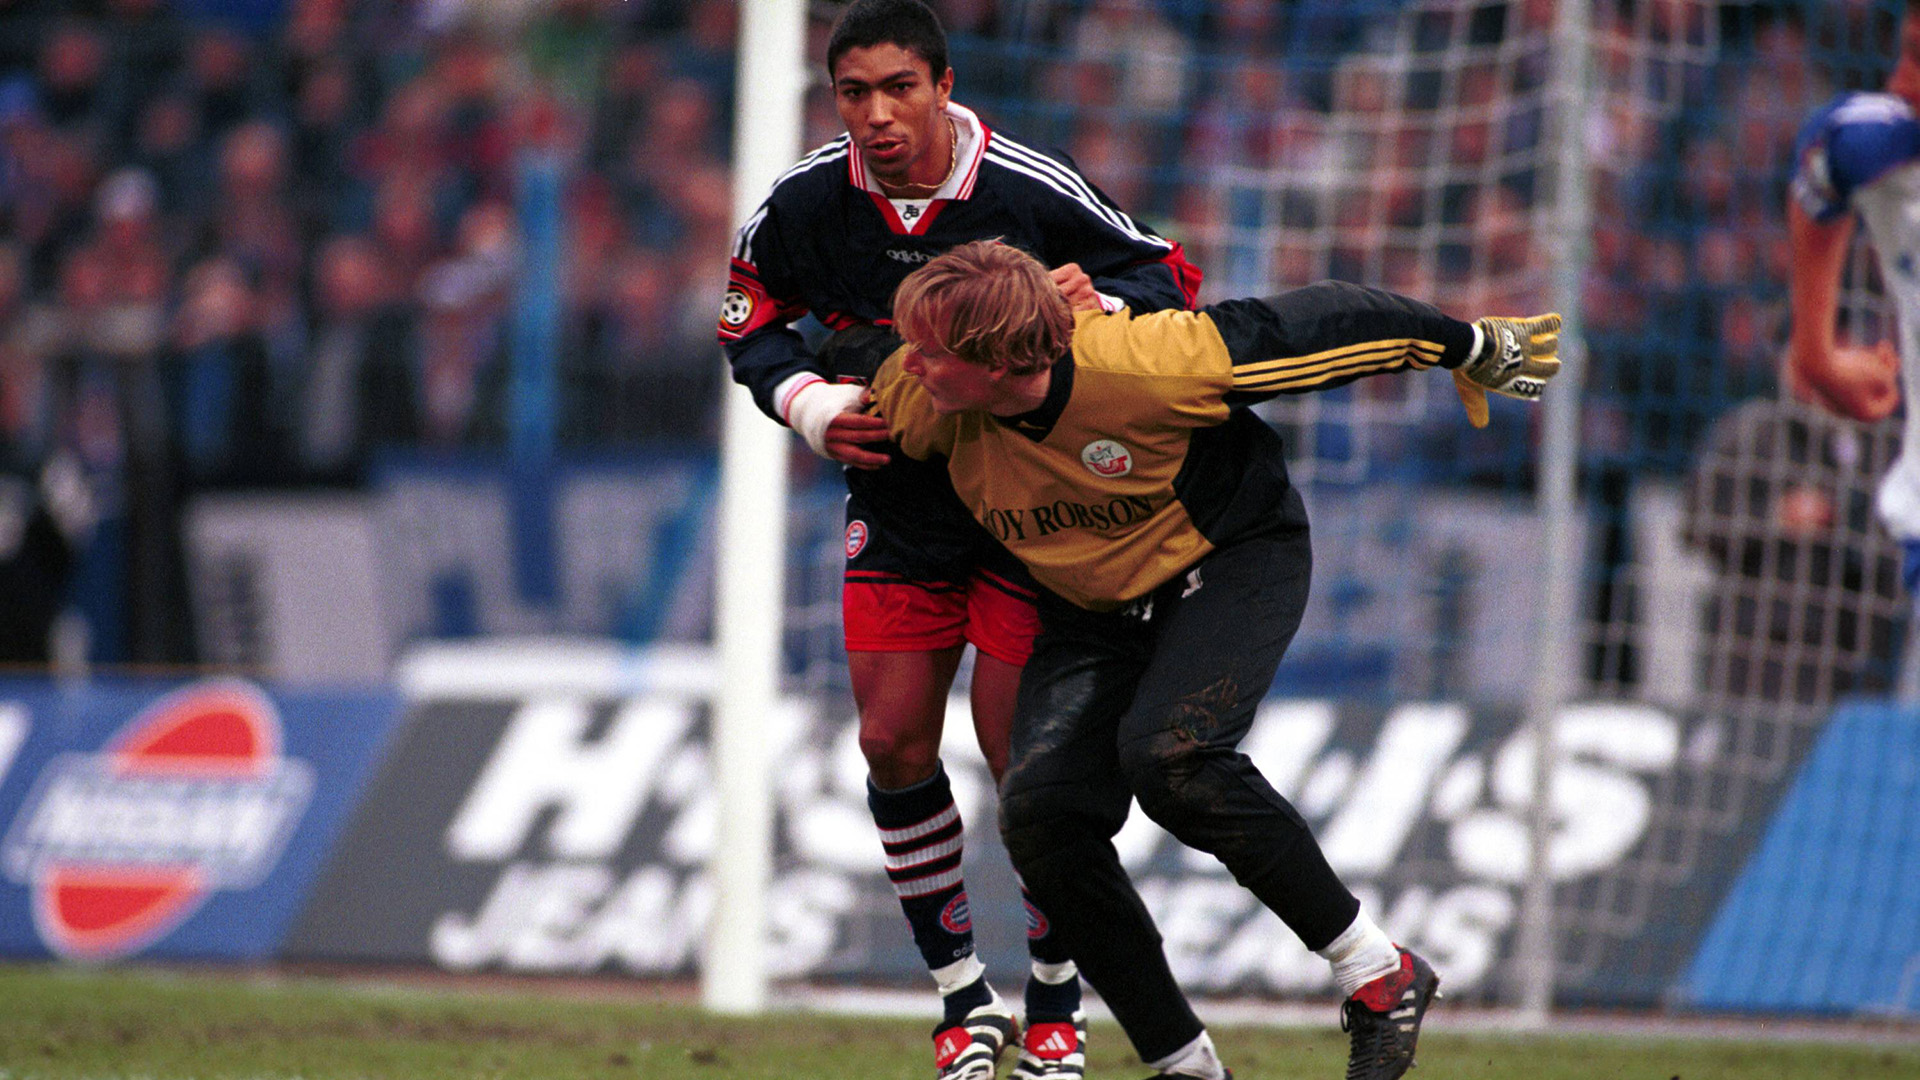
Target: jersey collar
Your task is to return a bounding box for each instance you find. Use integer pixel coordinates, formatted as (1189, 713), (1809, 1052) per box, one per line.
(997, 351), (1074, 442)
(846, 101), (990, 202)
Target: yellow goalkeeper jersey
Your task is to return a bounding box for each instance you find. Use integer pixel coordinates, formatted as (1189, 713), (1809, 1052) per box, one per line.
(872, 280), (1475, 610)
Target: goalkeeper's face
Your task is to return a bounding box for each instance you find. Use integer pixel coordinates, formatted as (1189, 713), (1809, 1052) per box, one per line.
(901, 341), (1003, 415)
(832, 43), (955, 188)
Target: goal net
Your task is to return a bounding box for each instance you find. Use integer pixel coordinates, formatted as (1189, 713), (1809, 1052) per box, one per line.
(777, 0), (1911, 1007)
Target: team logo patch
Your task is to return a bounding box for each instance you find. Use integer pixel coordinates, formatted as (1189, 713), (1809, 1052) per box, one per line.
(845, 520), (869, 560)
(939, 892), (972, 934)
(1025, 898), (1050, 939)
(0, 680), (315, 960)
(720, 287), (755, 330)
(1080, 439), (1132, 477)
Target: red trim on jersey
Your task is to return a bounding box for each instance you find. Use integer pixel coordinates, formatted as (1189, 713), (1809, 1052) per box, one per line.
(905, 199), (948, 234)
(955, 120), (989, 199)
(1156, 240), (1205, 309)
(865, 189), (904, 232)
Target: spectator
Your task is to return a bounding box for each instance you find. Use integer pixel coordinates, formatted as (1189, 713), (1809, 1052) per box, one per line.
(0, 242), (62, 461)
(35, 19), (120, 150)
(1681, 383), (1904, 714)
(164, 256), (284, 489)
(566, 243), (716, 445)
(101, 0), (186, 143)
(175, 23), (261, 143)
(410, 199), (515, 450)
(296, 232), (418, 482)
(128, 89), (212, 220)
(0, 448), (92, 666)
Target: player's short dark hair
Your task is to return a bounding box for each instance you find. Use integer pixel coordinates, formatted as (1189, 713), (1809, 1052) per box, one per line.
(826, 0), (949, 83)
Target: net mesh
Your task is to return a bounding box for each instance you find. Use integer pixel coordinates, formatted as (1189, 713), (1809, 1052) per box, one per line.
(780, 0), (1914, 1005)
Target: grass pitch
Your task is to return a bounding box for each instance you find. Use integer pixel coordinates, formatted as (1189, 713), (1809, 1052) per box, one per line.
(0, 963), (1915, 1080)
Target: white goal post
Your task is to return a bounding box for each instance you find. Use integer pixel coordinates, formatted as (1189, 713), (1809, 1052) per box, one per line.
(707, 0), (808, 1016)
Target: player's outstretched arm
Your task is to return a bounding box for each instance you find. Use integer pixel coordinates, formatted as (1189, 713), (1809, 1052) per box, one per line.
(1786, 200), (1900, 422)
(1452, 313), (1563, 428)
(1195, 282), (1560, 425)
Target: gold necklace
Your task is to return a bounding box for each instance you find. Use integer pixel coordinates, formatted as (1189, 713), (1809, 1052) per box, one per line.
(883, 118), (957, 197)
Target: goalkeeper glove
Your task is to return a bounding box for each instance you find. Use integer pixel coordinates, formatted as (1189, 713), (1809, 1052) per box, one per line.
(1453, 313), (1563, 428)
(814, 325), (905, 384)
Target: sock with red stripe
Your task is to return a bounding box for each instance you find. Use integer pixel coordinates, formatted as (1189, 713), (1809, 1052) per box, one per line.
(870, 762), (977, 987)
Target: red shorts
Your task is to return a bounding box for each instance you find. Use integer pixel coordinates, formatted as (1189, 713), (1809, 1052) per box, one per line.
(843, 568), (1041, 666)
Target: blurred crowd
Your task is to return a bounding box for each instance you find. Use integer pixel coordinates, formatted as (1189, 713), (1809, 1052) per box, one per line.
(0, 0), (1890, 668)
(0, 0), (747, 498)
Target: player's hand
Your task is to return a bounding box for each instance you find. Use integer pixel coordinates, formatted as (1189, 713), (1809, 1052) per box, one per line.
(1792, 341), (1900, 423)
(1455, 313), (1563, 428)
(785, 380), (886, 465)
(1050, 262), (1102, 312)
(823, 406), (892, 469)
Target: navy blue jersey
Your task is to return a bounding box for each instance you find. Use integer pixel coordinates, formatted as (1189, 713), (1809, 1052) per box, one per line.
(720, 103), (1202, 424)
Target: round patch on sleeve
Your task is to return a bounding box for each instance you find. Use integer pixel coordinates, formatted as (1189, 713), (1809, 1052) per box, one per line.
(720, 287), (755, 330)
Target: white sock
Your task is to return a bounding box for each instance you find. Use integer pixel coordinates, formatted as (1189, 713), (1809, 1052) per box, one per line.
(1030, 959), (1078, 985)
(932, 954), (988, 998)
(1146, 1030), (1228, 1080)
(1317, 912), (1402, 997)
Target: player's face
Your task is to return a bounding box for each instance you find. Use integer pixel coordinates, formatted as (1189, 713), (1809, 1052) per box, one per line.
(832, 44), (954, 188)
(1893, 16), (1920, 104)
(902, 341), (1002, 414)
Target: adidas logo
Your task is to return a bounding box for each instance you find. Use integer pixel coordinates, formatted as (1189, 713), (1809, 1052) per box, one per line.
(936, 1031), (970, 1065)
(1034, 1030), (1075, 1056)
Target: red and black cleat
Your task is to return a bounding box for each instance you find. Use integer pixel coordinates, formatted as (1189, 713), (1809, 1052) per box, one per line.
(1009, 1010), (1087, 1080)
(1340, 948), (1441, 1080)
(933, 998), (1019, 1080)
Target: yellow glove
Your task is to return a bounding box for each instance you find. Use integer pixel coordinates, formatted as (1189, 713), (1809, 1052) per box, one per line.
(1454, 313), (1562, 428)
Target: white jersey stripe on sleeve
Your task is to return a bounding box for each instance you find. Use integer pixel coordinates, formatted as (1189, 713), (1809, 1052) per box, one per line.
(731, 205), (768, 260)
(987, 143), (1133, 238)
(734, 141), (852, 258)
(988, 136), (1170, 249)
(985, 149), (1167, 251)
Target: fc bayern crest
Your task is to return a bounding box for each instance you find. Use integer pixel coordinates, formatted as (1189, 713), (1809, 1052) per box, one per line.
(0, 680), (314, 960)
(845, 520), (870, 559)
(1080, 439), (1133, 478)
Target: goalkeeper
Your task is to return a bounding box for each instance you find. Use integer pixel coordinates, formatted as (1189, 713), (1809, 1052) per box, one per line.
(855, 240), (1559, 1080)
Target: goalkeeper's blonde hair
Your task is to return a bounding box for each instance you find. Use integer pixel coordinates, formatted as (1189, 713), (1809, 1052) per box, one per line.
(892, 240), (1073, 376)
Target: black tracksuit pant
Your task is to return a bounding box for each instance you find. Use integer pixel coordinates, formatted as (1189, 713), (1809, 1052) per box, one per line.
(998, 527), (1361, 1062)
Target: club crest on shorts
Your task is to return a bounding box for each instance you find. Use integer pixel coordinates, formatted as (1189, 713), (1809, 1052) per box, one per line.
(1080, 439), (1132, 477)
(0, 680), (314, 960)
(845, 519), (869, 559)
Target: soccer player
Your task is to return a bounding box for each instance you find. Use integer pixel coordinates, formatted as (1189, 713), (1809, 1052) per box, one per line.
(717, 3), (1200, 1078)
(1786, 1), (1920, 591)
(867, 240), (1559, 1080)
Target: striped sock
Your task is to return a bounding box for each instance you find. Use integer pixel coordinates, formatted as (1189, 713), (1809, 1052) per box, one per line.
(869, 762), (975, 975)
